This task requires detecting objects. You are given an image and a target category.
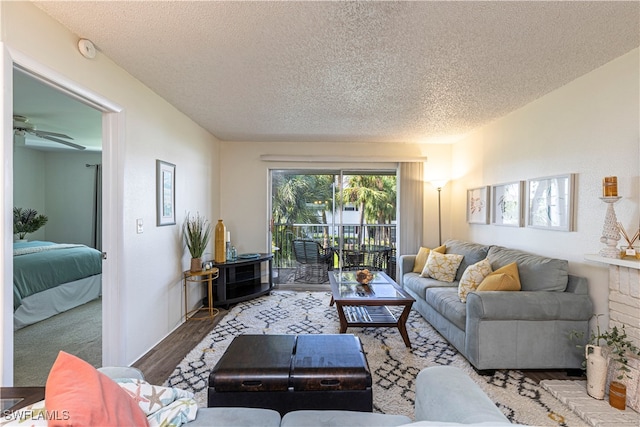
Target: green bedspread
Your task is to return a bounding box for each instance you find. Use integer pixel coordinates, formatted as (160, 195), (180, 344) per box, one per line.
(13, 240), (102, 311)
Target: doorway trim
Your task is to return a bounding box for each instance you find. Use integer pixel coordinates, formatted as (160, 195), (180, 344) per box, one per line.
(2, 45), (125, 384)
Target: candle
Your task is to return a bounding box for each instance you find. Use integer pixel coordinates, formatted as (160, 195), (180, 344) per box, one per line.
(603, 176), (617, 197)
(226, 231), (231, 242)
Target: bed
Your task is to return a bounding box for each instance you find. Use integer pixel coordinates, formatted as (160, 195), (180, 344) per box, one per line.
(13, 240), (102, 330)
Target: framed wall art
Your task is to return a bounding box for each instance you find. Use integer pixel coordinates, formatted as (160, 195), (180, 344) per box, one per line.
(491, 181), (524, 227)
(527, 173), (575, 231)
(467, 186), (490, 224)
(156, 160), (176, 226)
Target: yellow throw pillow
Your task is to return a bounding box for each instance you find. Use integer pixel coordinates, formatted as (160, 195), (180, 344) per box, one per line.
(421, 250), (464, 282)
(477, 262), (521, 291)
(412, 245), (446, 273)
(458, 258), (492, 302)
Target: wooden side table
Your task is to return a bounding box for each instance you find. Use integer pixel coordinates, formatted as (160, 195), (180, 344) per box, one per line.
(1, 387), (45, 412)
(183, 268), (219, 321)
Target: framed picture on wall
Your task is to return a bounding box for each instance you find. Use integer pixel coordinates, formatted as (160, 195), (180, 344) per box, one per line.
(527, 173), (576, 231)
(491, 181), (525, 227)
(467, 186), (490, 224)
(156, 160), (176, 226)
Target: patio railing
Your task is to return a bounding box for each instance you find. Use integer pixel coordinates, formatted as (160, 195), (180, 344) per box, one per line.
(272, 223), (396, 277)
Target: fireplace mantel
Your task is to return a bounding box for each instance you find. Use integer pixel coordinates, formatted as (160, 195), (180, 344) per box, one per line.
(584, 254), (640, 270)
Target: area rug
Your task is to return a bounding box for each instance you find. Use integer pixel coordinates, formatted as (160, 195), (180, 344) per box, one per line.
(165, 291), (583, 426)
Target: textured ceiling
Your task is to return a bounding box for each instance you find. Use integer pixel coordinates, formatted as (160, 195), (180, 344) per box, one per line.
(30, 1), (640, 144)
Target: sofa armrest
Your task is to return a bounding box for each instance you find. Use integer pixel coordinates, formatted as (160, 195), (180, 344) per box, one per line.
(98, 366), (145, 380)
(466, 290), (593, 321)
(398, 255), (417, 289)
(414, 366), (510, 424)
(399, 254), (416, 275)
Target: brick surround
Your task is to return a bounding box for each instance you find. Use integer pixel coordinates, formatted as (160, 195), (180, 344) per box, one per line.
(586, 255), (640, 412)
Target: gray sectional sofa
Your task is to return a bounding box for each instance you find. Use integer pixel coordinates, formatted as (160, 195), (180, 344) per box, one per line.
(101, 365), (519, 426)
(399, 239), (593, 372)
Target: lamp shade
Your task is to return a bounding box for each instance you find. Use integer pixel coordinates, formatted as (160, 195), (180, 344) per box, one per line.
(429, 179), (448, 190)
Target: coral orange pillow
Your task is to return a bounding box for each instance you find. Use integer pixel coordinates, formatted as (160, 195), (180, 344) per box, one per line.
(45, 351), (149, 427)
(477, 262), (521, 291)
(412, 245), (446, 273)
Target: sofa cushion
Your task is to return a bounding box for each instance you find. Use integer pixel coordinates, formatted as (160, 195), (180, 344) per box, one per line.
(421, 251), (464, 282)
(458, 258), (492, 302)
(414, 366), (512, 425)
(404, 272), (456, 300)
(424, 287), (466, 331)
(281, 410), (411, 427)
(477, 262), (521, 291)
(443, 240), (490, 281)
(487, 246), (568, 291)
(45, 351), (150, 427)
(190, 408), (281, 427)
(413, 245), (446, 273)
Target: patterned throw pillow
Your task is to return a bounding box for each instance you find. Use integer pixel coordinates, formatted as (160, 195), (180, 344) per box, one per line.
(477, 262), (521, 291)
(458, 258), (493, 302)
(412, 244), (446, 273)
(421, 250), (464, 282)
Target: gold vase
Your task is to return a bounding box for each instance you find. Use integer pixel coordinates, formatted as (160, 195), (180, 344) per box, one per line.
(214, 219), (226, 263)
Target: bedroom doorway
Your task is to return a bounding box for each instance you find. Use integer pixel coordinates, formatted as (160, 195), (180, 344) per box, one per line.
(10, 67), (105, 385)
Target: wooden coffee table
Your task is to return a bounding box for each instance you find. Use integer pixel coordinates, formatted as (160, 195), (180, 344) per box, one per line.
(329, 270), (415, 347)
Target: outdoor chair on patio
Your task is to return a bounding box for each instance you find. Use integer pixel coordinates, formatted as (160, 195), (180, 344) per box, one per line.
(292, 239), (333, 283)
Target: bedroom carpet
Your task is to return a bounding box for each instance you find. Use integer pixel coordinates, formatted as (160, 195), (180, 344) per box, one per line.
(165, 290), (584, 426)
(13, 298), (102, 386)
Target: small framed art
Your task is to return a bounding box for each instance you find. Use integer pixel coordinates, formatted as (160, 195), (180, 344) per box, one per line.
(156, 160), (176, 226)
(527, 173), (575, 231)
(467, 186), (490, 224)
(491, 181), (524, 227)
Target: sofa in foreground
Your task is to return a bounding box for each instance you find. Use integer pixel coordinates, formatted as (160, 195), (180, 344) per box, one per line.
(5, 351), (521, 426)
(399, 239), (593, 372)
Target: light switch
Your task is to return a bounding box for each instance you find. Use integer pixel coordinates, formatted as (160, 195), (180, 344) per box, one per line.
(136, 218), (144, 234)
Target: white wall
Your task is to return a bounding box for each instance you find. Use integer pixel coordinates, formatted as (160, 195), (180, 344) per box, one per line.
(14, 147), (102, 245)
(44, 151), (102, 246)
(218, 141), (451, 255)
(12, 146), (46, 241)
(449, 48), (640, 323)
(1, 2), (220, 383)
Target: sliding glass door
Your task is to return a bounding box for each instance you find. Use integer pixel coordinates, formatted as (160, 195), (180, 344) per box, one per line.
(270, 169), (397, 282)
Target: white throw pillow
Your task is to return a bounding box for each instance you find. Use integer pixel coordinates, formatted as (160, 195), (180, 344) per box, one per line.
(458, 258), (492, 302)
(421, 250), (464, 283)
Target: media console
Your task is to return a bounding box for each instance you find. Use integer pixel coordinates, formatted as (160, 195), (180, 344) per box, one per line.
(211, 253), (273, 308)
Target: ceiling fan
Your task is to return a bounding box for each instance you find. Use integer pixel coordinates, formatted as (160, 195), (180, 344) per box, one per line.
(13, 115), (85, 150)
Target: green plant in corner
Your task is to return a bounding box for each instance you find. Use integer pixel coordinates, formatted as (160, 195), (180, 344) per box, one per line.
(600, 325), (640, 380)
(183, 212), (212, 260)
(13, 207), (48, 240)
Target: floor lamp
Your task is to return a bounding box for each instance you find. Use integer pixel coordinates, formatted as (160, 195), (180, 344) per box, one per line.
(430, 180), (448, 246)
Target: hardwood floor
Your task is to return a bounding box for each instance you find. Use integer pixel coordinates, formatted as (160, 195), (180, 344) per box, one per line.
(132, 308), (228, 385)
(132, 286), (583, 386)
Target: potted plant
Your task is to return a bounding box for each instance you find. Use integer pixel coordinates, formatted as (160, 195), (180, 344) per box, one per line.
(13, 207), (48, 241)
(600, 325), (640, 410)
(183, 212), (212, 272)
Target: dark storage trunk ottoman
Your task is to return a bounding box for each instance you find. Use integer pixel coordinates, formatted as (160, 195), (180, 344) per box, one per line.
(208, 334), (372, 415)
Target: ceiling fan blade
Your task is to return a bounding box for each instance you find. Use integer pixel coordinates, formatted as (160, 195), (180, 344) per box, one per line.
(39, 134), (86, 150)
(32, 130), (74, 140)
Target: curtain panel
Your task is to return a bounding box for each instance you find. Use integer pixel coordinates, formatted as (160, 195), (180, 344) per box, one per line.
(398, 162), (424, 257)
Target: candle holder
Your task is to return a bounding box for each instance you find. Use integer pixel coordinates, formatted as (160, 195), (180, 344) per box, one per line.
(599, 197), (621, 259)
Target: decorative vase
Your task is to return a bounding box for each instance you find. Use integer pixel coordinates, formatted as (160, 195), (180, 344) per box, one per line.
(214, 219), (226, 263)
(609, 381), (627, 410)
(190, 257), (202, 273)
(585, 345), (607, 399)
